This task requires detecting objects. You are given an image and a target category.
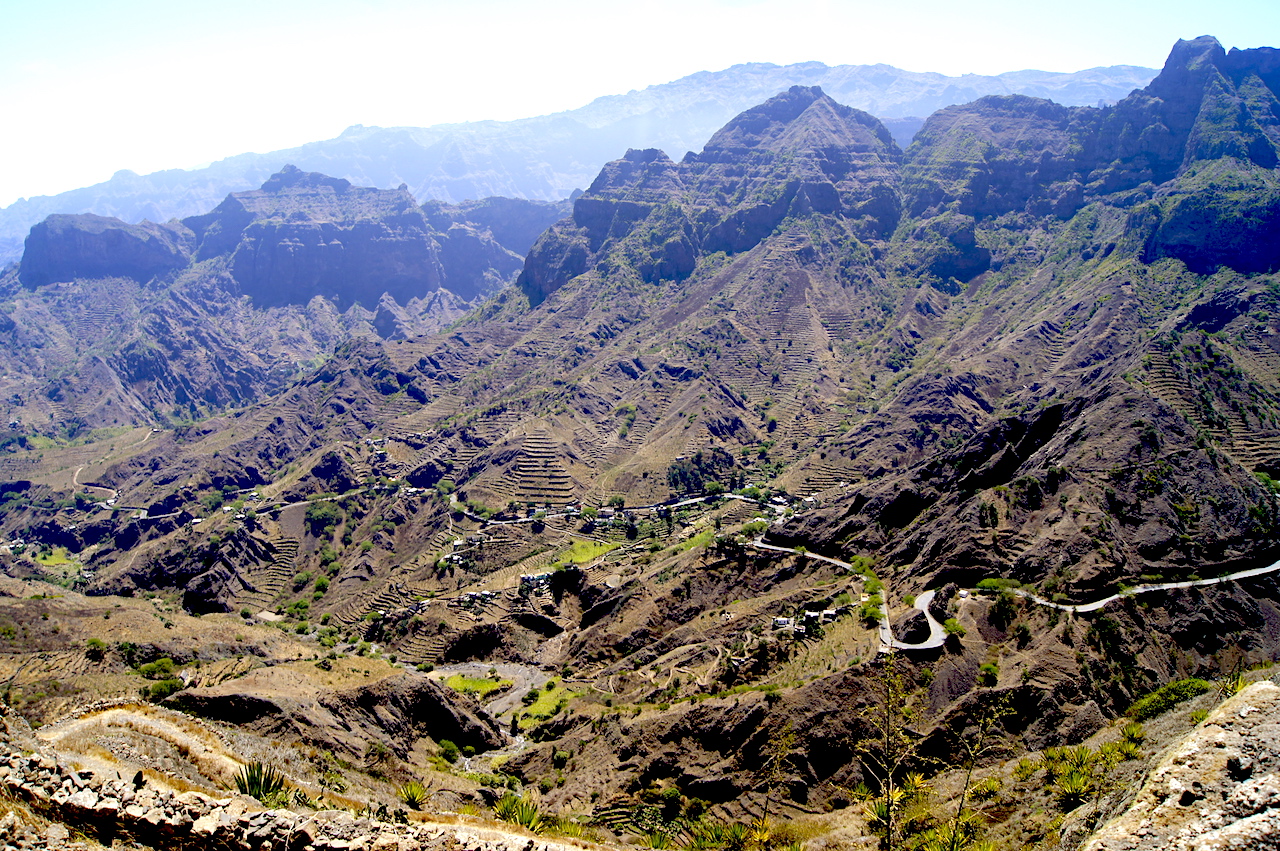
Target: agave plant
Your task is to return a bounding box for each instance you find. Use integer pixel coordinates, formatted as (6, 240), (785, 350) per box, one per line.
(1055, 770), (1092, 810)
(862, 797), (893, 835)
(970, 775), (1002, 802)
(720, 821), (751, 851)
(234, 761), (286, 803)
(645, 829), (672, 849)
(748, 817), (772, 847)
(684, 820), (726, 851)
(398, 780), (427, 809)
(847, 782), (874, 802)
(900, 772), (932, 802)
(1115, 739), (1143, 761)
(494, 791), (544, 833)
(1120, 721), (1146, 745)
(1012, 757), (1038, 781)
(1063, 745), (1096, 772)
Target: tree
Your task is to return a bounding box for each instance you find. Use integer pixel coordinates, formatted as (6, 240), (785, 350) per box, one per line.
(934, 693), (1012, 851)
(84, 638), (107, 661)
(857, 651), (926, 851)
(943, 619), (966, 649)
(756, 721), (796, 824)
(305, 501), (341, 536)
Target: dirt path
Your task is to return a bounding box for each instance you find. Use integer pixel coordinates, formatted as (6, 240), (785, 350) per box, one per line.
(38, 704), (243, 787)
(72, 465), (118, 500)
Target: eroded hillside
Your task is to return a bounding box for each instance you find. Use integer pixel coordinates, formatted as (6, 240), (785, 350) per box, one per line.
(0, 35), (1277, 850)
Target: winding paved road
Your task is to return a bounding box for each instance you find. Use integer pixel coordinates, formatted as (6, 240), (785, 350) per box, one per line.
(748, 538), (948, 651)
(1011, 557), (1280, 612)
(879, 589), (947, 651)
(747, 538), (1280, 653)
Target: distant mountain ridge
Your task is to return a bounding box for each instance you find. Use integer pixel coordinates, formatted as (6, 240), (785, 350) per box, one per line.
(0, 60), (1155, 264)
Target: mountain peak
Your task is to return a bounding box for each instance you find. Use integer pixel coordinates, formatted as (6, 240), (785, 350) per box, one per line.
(1165, 35), (1226, 69)
(1144, 35), (1228, 103)
(259, 165), (353, 194)
(702, 85), (897, 157)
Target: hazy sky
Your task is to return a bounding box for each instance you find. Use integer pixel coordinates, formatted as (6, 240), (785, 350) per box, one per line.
(2, 0), (1275, 208)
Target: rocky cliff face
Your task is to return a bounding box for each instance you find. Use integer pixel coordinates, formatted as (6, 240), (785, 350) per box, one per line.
(1082, 680), (1280, 850)
(168, 668), (505, 759)
(0, 172), (565, 433)
(18, 214), (193, 288)
(184, 165), (525, 308)
(519, 86), (901, 305)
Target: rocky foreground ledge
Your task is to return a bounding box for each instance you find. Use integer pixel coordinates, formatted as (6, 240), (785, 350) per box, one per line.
(1083, 680), (1280, 851)
(0, 749), (589, 851)
(0, 712), (589, 851)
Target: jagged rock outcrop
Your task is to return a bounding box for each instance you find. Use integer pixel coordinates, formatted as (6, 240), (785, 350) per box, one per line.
(898, 37), (1280, 278)
(0, 61), (1157, 266)
(0, 171), (564, 433)
(184, 165), (526, 308)
(0, 717), (580, 851)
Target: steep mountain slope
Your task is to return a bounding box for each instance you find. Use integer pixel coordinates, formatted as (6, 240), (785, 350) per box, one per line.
(0, 62), (1155, 264)
(0, 168), (566, 434)
(0, 36), (1277, 839)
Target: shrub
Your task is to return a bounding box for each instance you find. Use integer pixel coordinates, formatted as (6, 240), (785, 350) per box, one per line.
(137, 658), (176, 679)
(439, 739), (460, 763)
(146, 678), (184, 701)
(1128, 678), (1213, 721)
(84, 638), (107, 661)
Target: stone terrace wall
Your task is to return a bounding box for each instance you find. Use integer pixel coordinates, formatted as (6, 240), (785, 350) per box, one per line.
(0, 749), (591, 851)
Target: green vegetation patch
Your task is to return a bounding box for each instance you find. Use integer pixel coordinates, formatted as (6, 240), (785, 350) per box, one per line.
(521, 680), (576, 719)
(35, 547), (75, 567)
(672, 528), (715, 555)
(559, 539), (619, 564)
(445, 673), (512, 698)
(975, 577), (1024, 592)
(1127, 678), (1213, 721)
